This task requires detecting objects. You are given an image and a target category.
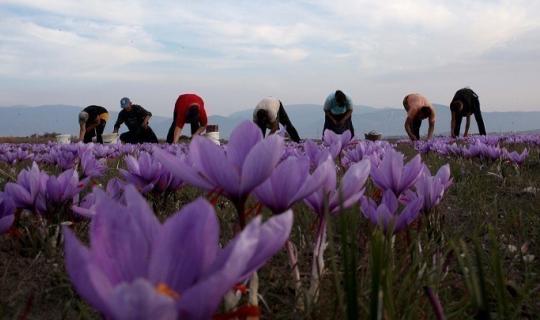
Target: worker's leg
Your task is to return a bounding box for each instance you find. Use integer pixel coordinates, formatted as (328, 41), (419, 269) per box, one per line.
(277, 103), (301, 142)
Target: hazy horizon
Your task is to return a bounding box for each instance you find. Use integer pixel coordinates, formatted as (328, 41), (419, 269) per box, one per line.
(1, 1), (540, 117)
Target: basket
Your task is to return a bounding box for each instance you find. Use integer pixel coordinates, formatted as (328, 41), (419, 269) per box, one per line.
(55, 134), (71, 144)
(364, 132), (382, 141)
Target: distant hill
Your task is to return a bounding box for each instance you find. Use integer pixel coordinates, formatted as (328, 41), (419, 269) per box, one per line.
(0, 104), (539, 139)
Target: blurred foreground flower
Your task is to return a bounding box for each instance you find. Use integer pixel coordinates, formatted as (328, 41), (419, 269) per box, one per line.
(0, 192), (15, 234)
(64, 185), (292, 319)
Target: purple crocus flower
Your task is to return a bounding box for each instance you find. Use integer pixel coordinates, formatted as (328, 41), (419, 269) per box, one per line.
(370, 149), (423, 196)
(303, 139), (332, 170)
(120, 152), (183, 194)
(410, 164), (452, 212)
(0, 192), (15, 234)
(254, 156), (326, 214)
(505, 148), (528, 165)
(3, 162), (48, 214)
(72, 178), (126, 218)
(80, 150), (107, 178)
(46, 169), (86, 205)
(64, 185), (292, 319)
(154, 121), (283, 225)
(360, 189), (423, 233)
(304, 158), (371, 216)
(323, 129), (352, 159)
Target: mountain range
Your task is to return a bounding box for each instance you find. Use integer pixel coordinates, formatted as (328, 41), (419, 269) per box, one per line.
(1, 104), (539, 139)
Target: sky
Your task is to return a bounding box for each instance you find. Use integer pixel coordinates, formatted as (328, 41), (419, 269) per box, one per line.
(1, 0), (539, 117)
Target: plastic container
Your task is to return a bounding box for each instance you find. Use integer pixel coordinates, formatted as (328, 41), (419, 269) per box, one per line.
(102, 133), (119, 144)
(205, 131), (220, 145)
(55, 134), (71, 144)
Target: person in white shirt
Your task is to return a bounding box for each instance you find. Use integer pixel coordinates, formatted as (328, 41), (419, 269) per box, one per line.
(253, 97), (301, 142)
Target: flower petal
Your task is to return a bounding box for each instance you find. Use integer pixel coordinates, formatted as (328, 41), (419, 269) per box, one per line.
(149, 198), (219, 293)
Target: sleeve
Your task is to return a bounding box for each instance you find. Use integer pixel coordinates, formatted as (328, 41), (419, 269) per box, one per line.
(114, 111), (124, 130)
(141, 106), (152, 117)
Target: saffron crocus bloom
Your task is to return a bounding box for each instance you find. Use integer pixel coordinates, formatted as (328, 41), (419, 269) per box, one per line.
(360, 190), (423, 233)
(304, 158), (371, 215)
(3, 162), (48, 214)
(120, 152), (163, 194)
(323, 129), (352, 159)
(413, 164), (452, 212)
(72, 178), (126, 218)
(46, 169), (86, 205)
(303, 139), (332, 169)
(254, 156), (326, 214)
(80, 150), (107, 178)
(370, 149), (423, 196)
(0, 192), (15, 234)
(64, 185), (292, 319)
(154, 121), (283, 203)
(120, 152), (183, 194)
(505, 149), (528, 165)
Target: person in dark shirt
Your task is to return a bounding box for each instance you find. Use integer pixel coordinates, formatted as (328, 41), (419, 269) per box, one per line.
(166, 93), (208, 143)
(78, 105), (109, 143)
(450, 88), (486, 137)
(323, 90), (354, 137)
(113, 97), (158, 143)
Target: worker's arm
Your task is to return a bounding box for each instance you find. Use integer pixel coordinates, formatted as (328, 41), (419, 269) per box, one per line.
(79, 123), (86, 141)
(173, 126), (184, 144)
(194, 125), (206, 136)
(339, 110), (352, 124)
(404, 118), (417, 141)
(113, 113), (123, 133)
(268, 121), (279, 134)
(325, 111), (338, 125)
(464, 115), (471, 137)
(427, 117), (435, 140)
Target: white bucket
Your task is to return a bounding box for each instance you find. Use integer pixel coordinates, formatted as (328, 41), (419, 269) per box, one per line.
(56, 134), (71, 144)
(205, 131), (220, 145)
(102, 133), (119, 144)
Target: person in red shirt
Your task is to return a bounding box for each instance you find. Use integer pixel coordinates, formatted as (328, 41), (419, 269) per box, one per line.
(166, 93), (208, 143)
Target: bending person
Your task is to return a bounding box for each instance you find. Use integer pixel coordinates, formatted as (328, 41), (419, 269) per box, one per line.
(253, 97), (301, 143)
(78, 105), (109, 144)
(403, 93), (435, 141)
(113, 97), (158, 144)
(167, 93), (208, 143)
(323, 90), (354, 137)
(450, 88), (486, 137)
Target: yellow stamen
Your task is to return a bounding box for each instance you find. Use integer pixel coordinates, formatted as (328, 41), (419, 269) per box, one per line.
(155, 283), (181, 300)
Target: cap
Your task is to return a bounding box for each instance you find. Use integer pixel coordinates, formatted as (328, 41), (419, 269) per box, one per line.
(120, 97), (131, 109)
(78, 111), (89, 124)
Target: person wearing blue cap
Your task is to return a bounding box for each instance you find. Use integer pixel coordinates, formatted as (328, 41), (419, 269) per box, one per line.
(113, 97), (158, 143)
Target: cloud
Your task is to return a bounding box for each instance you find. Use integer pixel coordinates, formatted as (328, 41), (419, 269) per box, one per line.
(0, 0), (539, 113)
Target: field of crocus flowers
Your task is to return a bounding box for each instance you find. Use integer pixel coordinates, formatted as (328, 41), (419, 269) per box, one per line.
(0, 121), (539, 319)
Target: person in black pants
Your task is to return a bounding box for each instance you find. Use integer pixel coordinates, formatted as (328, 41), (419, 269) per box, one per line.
(323, 90), (354, 137)
(450, 88), (486, 137)
(113, 97), (158, 143)
(253, 97), (301, 142)
(78, 105), (109, 143)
